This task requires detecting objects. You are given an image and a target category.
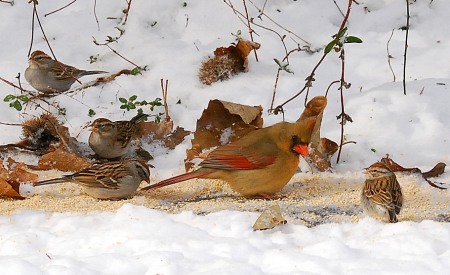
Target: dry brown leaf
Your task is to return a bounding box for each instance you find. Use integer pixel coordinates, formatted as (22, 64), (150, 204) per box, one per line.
(308, 138), (339, 172)
(422, 162), (446, 179)
(296, 96), (338, 172)
(136, 121), (190, 150)
(0, 159), (31, 198)
(199, 38), (260, 85)
(380, 155), (447, 190)
(253, 203), (287, 231)
(185, 99), (263, 171)
(38, 147), (91, 172)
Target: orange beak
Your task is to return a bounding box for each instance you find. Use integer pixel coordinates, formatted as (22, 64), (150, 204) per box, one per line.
(292, 144), (309, 157)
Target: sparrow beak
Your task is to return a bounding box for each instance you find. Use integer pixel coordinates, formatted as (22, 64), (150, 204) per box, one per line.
(292, 144), (309, 157)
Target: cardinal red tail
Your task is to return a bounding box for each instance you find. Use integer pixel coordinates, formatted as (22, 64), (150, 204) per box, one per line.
(141, 170), (212, 191)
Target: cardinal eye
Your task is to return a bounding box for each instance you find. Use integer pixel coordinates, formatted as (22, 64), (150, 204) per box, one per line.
(291, 135), (301, 145)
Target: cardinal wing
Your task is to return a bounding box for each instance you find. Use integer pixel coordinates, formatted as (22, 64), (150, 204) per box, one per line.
(200, 141), (277, 170)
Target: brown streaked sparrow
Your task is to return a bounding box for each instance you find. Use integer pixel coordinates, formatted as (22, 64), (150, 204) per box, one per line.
(361, 162), (403, 223)
(25, 50), (107, 94)
(89, 113), (148, 159)
(34, 158), (151, 200)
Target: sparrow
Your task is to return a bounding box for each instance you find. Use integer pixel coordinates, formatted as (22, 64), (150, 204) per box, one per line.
(25, 50), (106, 94)
(34, 159), (151, 200)
(142, 118), (317, 197)
(361, 162), (403, 223)
(88, 113), (148, 159)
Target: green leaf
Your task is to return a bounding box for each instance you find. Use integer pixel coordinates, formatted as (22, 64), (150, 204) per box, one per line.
(18, 95), (29, 102)
(129, 95), (137, 101)
(12, 100), (22, 111)
(119, 97), (128, 103)
(88, 109), (96, 117)
(345, 36), (363, 43)
(336, 27), (348, 39)
(324, 40), (336, 54)
(130, 67), (142, 75)
(128, 103), (136, 109)
(4, 95), (16, 102)
(120, 105), (127, 109)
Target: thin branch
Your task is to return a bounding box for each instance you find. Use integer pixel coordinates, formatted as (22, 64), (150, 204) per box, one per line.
(386, 28), (396, 82)
(336, 48), (346, 163)
(123, 0), (132, 25)
(274, 0), (353, 111)
(333, 0), (345, 17)
(247, 0), (310, 45)
(44, 0), (77, 17)
(94, 0), (100, 30)
(93, 37), (140, 67)
(160, 79), (171, 122)
(403, 0), (410, 95)
(325, 80), (340, 97)
(242, 0), (259, 61)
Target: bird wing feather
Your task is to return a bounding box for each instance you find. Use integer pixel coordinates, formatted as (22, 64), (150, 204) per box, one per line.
(363, 178), (396, 210)
(200, 141), (277, 170)
(71, 164), (129, 189)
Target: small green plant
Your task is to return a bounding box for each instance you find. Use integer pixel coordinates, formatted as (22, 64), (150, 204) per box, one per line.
(130, 65), (149, 76)
(324, 27), (362, 54)
(3, 94), (29, 111)
(88, 109), (96, 117)
(274, 59), (293, 74)
(119, 95), (164, 122)
(88, 55), (99, 64)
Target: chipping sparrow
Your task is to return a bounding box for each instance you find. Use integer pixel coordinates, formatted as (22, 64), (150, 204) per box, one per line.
(34, 158), (151, 200)
(25, 50), (106, 94)
(89, 113), (148, 159)
(361, 162), (403, 223)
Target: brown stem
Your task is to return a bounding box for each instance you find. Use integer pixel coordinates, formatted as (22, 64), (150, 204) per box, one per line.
(387, 28), (396, 82)
(336, 48), (346, 163)
(242, 0), (259, 62)
(44, 0), (78, 17)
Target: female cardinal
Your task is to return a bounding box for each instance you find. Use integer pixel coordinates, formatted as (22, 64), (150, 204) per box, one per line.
(142, 118), (316, 197)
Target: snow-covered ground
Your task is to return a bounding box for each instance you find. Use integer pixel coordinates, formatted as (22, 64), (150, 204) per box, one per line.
(1, 0), (450, 274)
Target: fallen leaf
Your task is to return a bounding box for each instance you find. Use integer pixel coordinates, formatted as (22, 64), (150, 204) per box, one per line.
(185, 99), (263, 171)
(253, 203), (287, 231)
(38, 147), (91, 172)
(422, 162), (446, 179)
(199, 38), (260, 85)
(136, 120), (190, 150)
(380, 155), (447, 190)
(296, 96), (338, 172)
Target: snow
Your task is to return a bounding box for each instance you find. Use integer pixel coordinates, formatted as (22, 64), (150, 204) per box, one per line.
(1, 0), (450, 274)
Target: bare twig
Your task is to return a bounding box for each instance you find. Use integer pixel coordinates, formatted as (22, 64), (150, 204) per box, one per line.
(44, 0), (77, 17)
(93, 37), (140, 67)
(325, 80), (340, 97)
(123, 0), (132, 25)
(160, 79), (171, 122)
(333, 0), (345, 17)
(336, 48), (346, 163)
(242, 0), (259, 62)
(94, 0), (100, 30)
(274, 0), (353, 111)
(403, 0), (410, 95)
(0, 0), (14, 5)
(247, 0), (310, 45)
(386, 29), (396, 82)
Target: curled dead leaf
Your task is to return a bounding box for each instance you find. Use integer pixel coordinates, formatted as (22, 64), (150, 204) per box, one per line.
(253, 203), (287, 231)
(199, 38), (260, 85)
(380, 155), (447, 190)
